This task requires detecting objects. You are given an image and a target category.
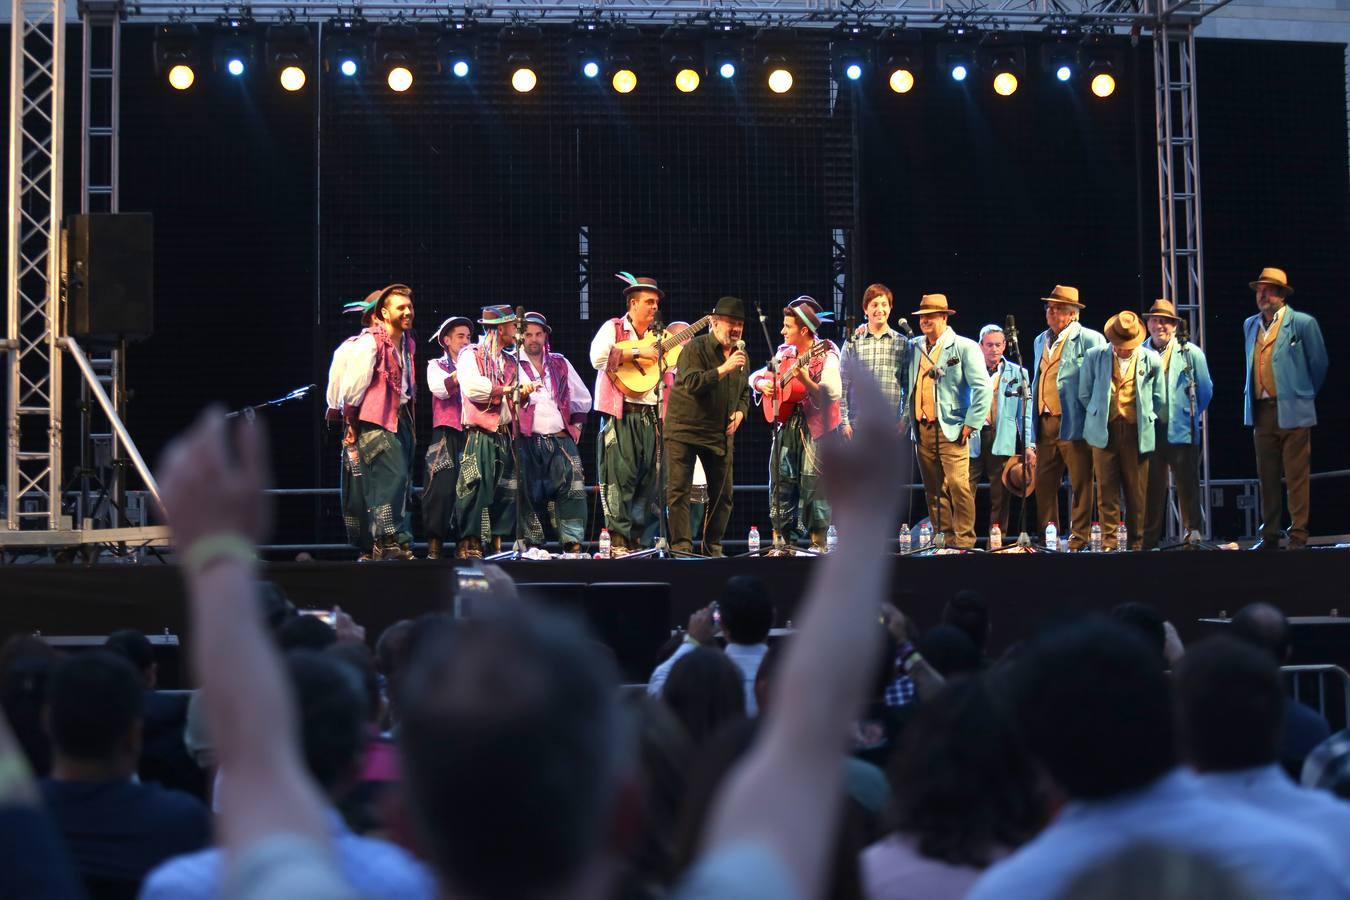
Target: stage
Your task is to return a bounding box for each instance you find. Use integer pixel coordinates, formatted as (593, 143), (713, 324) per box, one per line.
(5, 549), (1348, 685)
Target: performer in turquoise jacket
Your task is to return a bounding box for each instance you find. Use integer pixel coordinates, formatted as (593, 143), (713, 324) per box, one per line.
(968, 323), (1035, 536)
(1242, 267), (1328, 550)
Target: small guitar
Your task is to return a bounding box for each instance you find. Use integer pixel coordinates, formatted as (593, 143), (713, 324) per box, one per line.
(612, 315), (712, 398)
(761, 342), (831, 424)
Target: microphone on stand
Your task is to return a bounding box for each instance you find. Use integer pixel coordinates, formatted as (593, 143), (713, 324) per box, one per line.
(1005, 314), (1020, 346)
(896, 317), (914, 338)
(1177, 317), (1191, 348)
(846, 314), (859, 345)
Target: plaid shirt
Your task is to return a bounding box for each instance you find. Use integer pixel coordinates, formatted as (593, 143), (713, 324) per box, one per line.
(884, 674), (917, 707)
(839, 326), (907, 426)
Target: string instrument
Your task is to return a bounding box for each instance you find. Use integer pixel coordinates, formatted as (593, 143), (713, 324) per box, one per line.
(612, 315), (711, 398)
(761, 342), (831, 424)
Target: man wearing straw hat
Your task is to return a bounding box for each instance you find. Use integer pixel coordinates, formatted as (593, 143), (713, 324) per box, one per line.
(752, 296), (842, 552)
(422, 315), (473, 560)
(1031, 285), (1106, 551)
(1142, 299), (1213, 549)
(338, 284), (418, 561)
(454, 305), (537, 559)
(899, 294), (991, 550)
(1242, 267), (1328, 551)
(589, 274), (667, 554)
(517, 311), (592, 554)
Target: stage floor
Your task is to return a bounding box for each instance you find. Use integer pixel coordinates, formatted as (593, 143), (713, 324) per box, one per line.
(4, 549), (1349, 683)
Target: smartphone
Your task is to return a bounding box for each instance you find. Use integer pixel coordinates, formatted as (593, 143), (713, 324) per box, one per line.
(712, 602), (722, 629)
(298, 607), (337, 627)
(453, 564), (492, 619)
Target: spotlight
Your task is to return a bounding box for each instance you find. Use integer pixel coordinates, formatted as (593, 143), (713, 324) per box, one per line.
(612, 68), (637, 93)
(1091, 71), (1116, 97)
(501, 24), (543, 93)
(567, 19), (608, 84)
(675, 68), (700, 92)
(845, 63), (862, 81)
(437, 20), (478, 82)
(1056, 65), (1072, 81)
(706, 22), (746, 83)
(388, 66), (413, 92)
(323, 17), (369, 79)
(829, 27), (873, 85)
(1080, 33), (1123, 100)
(720, 62), (736, 79)
(1040, 26), (1079, 85)
(607, 25), (642, 95)
(767, 64), (793, 94)
(979, 33), (1025, 98)
(937, 25), (979, 89)
(755, 28), (797, 95)
(227, 58), (246, 76)
(951, 64), (968, 81)
(452, 60), (469, 78)
(878, 28), (921, 96)
(889, 69), (915, 93)
(993, 71), (1018, 95)
(662, 25), (705, 94)
(154, 23), (200, 90)
(583, 60), (600, 78)
(265, 24), (314, 93)
(376, 23), (418, 92)
(511, 64), (537, 93)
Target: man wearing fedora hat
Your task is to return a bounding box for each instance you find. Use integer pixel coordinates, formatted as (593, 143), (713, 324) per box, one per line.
(752, 296), (843, 552)
(589, 274), (667, 553)
(968, 323), (1035, 537)
(900, 294), (991, 550)
(1079, 310), (1165, 551)
(1243, 267), (1328, 550)
(1032, 285), (1106, 551)
(1142, 299), (1213, 550)
(338, 284), (418, 561)
(422, 315), (474, 559)
(454, 305), (537, 558)
(664, 296), (750, 556)
(517, 312), (593, 554)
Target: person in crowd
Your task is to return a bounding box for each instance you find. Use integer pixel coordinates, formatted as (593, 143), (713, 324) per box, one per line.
(616, 697), (694, 900)
(881, 604), (948, 710)
(967, 617), (1346, 900)
(942, 589), (991, 661)
(373, 619), (415, 734)
(40, 652), (210, 896)
(917, 626), (982, 677)
(1111, 601), (1167, 661)
(326, 641), (399, 836)
(660, 648), (748, 747)
(648, 575), (773, 714)
(863, 676), (1046, 900)
(0, 634), (57, 777)
(1056, 844), (1260, 900)
(0, 704), (86, 899)
(1178, 635), (1350, 873)
(141, 650), (432, 900)
(1230, 602), (1332, 777)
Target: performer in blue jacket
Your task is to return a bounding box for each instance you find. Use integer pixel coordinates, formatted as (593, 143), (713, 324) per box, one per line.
(968, 323), (1034, 536)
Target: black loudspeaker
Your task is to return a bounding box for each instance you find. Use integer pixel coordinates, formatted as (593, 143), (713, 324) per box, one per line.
(66, 213), (154, 340)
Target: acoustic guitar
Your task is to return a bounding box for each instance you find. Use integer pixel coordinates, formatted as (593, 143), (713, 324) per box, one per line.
(612, 315), (711, 398)
(761, 342), (831, 424)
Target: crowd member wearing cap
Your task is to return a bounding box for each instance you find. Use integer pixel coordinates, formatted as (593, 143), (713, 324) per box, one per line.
(422, 316), (473, 560)
(1142, 299), (1213, 549)
(968, 323), (1035, 538)
(325, 304), (375, 559)
(1242, 268), (1328, 551)
(516, 312), (593, 554)
(1078, 311), (1165, 551)
(663, 296), (750, 556)
(900, 294), (991, 550)
(338, 285), (418, 561)
(840, 283), (908, 441)
(454, 306), (536, 559)
(1031, 286), (1106, 551)
(751, 296), (843, 552)
(589, 274), (668, 554)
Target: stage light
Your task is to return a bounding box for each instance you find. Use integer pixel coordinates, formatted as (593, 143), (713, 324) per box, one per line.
(323, 17), (370, 80)
(168, 64), (195, 90)
(720, 62), (736, 78)
(1080, 33), (1123, 100)
(214, 16), (259, 77)
(768, 67), (793, 93)
(980, 33), (1025, 98)
(951, 64), (968, 81)
(889, 68), (915, 93)
(375, 23), (416, 92)
(1056, 65), (1072, 81)
(606, 25), (642, 96)
(512, 66), (537, 93)
(879, 27), (921, 96)
(675, 68), (700, 92)
(662, 27), (705, 95)
(845, 63), (862, 81)
(706, 23), (746, 84)
(756, 27), (796, 95)
(993, 71), (1018, 95)
(154, 23), (201, 90)
(1092, 71), (1116, 97)
(387, 66), (413, 92)
(452, 60), (469, 78)
(266, 24), (314, 93)
(583, 60), (600, 78)
(612, 68), (637, 93)
(437, 20), (478, 83)
(830, 28), (873, 86)
(280, 65), (306, 91)
(501, 25), (543, 94)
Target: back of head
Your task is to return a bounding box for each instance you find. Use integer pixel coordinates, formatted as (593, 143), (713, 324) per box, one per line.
(1176, 636), (1283, 772)
(375, 619), (416, 679)
(287, 650), (369, 794)
(717, 576), (773, 646)
(326, 641), (381, 727)
(1, 636), (58, 776)
(398, 606), (624, 899)
(918, 625), (982, 677)
(943, 590), (990, 654)
(889, 676), (1044, 867)
(104, 629), (155, 683)
(662, 647), (747, 745)
(1230, 603), (1291, 663)
(279, 615), (339, 652)
(1009, 616), (1175, 800)
(1111, 602), (1167, 660)
(47, 651), (143, 762)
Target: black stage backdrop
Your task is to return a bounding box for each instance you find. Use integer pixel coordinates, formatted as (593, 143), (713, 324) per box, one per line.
(70, 30), (1349, 546)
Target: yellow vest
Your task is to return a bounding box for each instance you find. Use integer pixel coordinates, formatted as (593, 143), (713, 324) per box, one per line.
(1253, 313), (1282, 399)
(1039, 338), (1067, 416)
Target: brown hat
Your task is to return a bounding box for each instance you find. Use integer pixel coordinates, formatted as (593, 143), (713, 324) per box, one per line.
(616, 272), (665, 300)
(1104, 310), (1147, 351)
(1001, 456), (1034, 499)
(1248, 267), (1293, 296)
(1041, 285), (1084, 309)
(911, 294), (956, 317)
(1144, 299), (1183, 323)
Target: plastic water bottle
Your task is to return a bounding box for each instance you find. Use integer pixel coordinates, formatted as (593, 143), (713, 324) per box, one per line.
(918, 522), (933, 549)
(1045, 521), (1059, 551)
(747, 525), (761, 555)
(898, 524), (912, 553)
(1090, 522), (1103, 553)
(826, 524), (839, 554)
(989, 524), (1003, 551)
(598, 528), (611, 559)
(1116, 522), (1129, 552)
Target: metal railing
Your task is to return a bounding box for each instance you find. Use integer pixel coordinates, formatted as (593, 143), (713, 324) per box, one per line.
(1285, 664), (1350, 734)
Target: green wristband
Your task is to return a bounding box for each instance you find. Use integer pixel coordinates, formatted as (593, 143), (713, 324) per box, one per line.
(182, 533), (258, 579)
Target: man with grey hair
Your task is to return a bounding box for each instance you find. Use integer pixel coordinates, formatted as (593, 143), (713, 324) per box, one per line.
(968, 323), (1034, 537)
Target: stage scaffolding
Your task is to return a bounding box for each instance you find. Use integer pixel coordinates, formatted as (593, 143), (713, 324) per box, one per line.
(1, 0), (1235, 552)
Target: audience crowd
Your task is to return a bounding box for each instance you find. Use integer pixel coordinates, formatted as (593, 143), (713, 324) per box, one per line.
(2, 368), (1350, 899)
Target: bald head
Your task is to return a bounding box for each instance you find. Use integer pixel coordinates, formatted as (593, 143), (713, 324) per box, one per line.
(1230, 603), (1291, 663)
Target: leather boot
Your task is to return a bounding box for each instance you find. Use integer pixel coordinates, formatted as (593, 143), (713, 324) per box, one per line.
(489, 536), (503, 555)
(457, 536), (483, 559)
(426, 538), (443, 560)
(809, 529), (829, 553)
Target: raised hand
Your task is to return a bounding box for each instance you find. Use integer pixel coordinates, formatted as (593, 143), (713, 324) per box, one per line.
(821, 359), (909, 524)
(158, 407), (273, 551)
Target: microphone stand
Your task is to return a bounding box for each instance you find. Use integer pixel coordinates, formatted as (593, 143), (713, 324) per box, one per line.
(993, 322), (1052, 552)
(226, 384), (317, 419)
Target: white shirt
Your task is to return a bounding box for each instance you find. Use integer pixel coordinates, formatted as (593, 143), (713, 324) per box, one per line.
(647, 641), (769, 717)
(425, 356), (456, 401)
(1113, 349), (1137, 378)
(519, 353), (593, 435)
(342, 332), (411, 409)
(589, 315), (659, 405)
(325, 336), (362, 412)
(456, 341), (515, 425)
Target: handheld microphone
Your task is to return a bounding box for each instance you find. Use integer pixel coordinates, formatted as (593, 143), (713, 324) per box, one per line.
(734, 339), (746, 369)
(896, 317), (914, 338)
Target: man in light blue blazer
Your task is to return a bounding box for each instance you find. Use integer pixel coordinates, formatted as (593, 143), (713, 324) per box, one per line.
(902, 294), (992, 549)
(1079, 311), (1165, 550)
(1243, 267), (1328, 550)
(1142, 299), (1213, 549)
(968, 323), (1034, 535)
(1031, 286), (1107, 551)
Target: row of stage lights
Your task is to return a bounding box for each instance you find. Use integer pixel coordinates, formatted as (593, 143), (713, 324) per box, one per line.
(153, 20), (1124, 99)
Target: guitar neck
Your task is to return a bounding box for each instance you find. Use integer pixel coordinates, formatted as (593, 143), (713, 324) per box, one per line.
(657, 316), (711, 353)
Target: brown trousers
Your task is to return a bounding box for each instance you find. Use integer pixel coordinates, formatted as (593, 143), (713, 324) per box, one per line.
(968, 424), (1011, 535)
(916, 421), (977, 548)
(1143, 421), (1203, 549)
(1034, 415), (1095, 550)
(1092, 418), (1150, 550)
(1254, 399), (1312, 544)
